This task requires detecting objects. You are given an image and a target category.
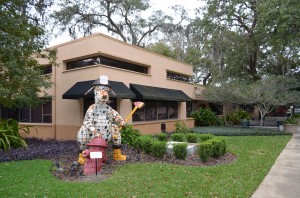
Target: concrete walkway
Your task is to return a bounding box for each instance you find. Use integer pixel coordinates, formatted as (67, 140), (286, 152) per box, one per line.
(251, 127), (300, 198)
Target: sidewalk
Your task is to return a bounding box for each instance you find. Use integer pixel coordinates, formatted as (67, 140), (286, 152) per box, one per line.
(251, 127), (300, 198)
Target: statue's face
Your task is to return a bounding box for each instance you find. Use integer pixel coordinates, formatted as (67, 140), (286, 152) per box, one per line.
(94, 86), (109, 103)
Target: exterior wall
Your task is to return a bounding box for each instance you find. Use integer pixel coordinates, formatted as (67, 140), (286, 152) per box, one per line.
(134, 118), (194, 135)
(32, 33), (205, 140)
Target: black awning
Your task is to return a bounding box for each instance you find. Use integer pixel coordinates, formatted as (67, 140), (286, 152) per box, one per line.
(63, 80), (136, 99)
(130, 84), (191, 102)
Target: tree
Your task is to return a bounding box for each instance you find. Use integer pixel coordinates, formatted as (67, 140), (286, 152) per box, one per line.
(51, 0), (172, 46)
(191, 0), (300, 84)
(204, 76), (300, 127)
(0, 0), (54, 108)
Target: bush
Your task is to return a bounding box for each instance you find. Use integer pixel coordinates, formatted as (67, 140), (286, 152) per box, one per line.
(173, 143), (188, 160)
(227, 110), (251, 125)
(209, 138), (227, 158)
(134, 136), (153, 154)
(121, 124), (141, 147)
(198, 133), (214, 142)
(191, 108), (221, 126)
(186, 133), (198, 143)
(174, 121), (190, 134)
(198, 142), (213, 162)
(171, 133), (185, 142)
(151, 140), (166, 158)
(0, 119), (31, 151)
(156, 133), (168, 142)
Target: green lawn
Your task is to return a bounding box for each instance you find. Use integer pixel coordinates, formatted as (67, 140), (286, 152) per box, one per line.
(0, 135), (291, 198)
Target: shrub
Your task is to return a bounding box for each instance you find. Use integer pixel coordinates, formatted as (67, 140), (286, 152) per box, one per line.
(186, 133), (198, 143)
(156, 133), (167, 142)
(173, 143), (188, 160)
(171, 133), (185, 142)
(198, 142), (213, 162)
(174, 121), (189, 134)
(0, 119), (31, 151)
(209, 138), (227, 158)
(121, 124), (141, 147)
(151, 140), (166, 158)
(191, 108), (221, 126)
(134, 136), (153, 154)
(283, 117), (297, 125)
(198, 133), (214, 142)
(227, 110), (251, 125)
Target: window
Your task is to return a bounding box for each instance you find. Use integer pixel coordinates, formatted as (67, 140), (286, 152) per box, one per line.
(132, 100), (178, 122)
(186, 101), (193, 117)
(42, 65), (52, 75)
(209, 103), (223, 115)
(167, 71), (190, 82)
(0, 99), (52, 123)
(66, 55), (148, 74)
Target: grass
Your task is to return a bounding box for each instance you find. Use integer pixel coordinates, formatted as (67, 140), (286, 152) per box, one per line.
(0, 135), (291, 198)
(191, 126), (290, 136)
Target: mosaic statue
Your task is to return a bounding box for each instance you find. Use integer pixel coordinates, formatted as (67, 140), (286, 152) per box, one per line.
(77, 75), (127, 163)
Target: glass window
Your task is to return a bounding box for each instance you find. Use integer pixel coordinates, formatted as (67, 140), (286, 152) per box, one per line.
(20, 107), (30, 122)
(66, 55), (148, 74)
(42, 65), (52, 75)
(186, 101), (192, 117)
(157, 101), (167, 120)
(145, 100), (157, 121)
(168, 102), (178, 119)
(167, 71), (190, 82)
(132, 100), (178, 122)
(0, 99), (52, 123)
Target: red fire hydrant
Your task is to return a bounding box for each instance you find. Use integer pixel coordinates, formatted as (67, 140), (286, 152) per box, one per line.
(82, 137), (108, 175)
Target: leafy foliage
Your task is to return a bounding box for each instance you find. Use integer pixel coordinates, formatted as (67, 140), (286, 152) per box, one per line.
(156, 133), (167, 142)
(204, 76), (300, 127)
(228, 110), (251, 125)
(121, 124), (141, 147)
(150, 140), (166, 158)
(173, 143), (188, 160)
(208, 138), (227, 158)
(134, 136), (153, 154)
(51, 0), (171, 46)
(198, 142), (213, 162)
(171, 133), (185, 142)
(0, 0), (55, 108)
(174, 121), (190, 134)
(197, 133), (214, 142)
(191, 108), (221, 127)
(186, 133), (198, 143)
(0, 119), (31, 151)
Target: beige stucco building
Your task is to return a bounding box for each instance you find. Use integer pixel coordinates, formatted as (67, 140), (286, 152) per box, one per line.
(5, 33), (207, 140)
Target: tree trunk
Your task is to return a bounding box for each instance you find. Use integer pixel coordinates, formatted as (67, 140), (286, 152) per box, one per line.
(259, 111), (265, 128)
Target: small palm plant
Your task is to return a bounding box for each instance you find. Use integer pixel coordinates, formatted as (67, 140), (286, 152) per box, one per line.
(0, 118), (31, 151)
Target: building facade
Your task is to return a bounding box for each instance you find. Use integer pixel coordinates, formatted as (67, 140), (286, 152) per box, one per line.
(1, 33), (207, 140)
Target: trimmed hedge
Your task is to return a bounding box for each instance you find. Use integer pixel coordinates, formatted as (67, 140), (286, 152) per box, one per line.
(208, 137), (227, 158)
(134, 136), (153, 154)
(198, 133), (214, 142)
(186, 133), (198, 143)
(198, 142), (213, 162)
(171, 133), (185, 142)
(151, 140), (166, 158)
(156, 133), (168, 142)
(173, 143), (188, 160)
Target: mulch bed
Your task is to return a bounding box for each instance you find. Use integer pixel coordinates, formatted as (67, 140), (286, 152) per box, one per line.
(51, 145), (236, 182)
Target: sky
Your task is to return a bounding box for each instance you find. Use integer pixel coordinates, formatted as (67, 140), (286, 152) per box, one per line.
(48, 0), (201, 47)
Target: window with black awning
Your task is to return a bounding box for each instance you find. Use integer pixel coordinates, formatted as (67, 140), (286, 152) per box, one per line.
(62, 80), (136, 99)
(130, 84), (191, 102)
